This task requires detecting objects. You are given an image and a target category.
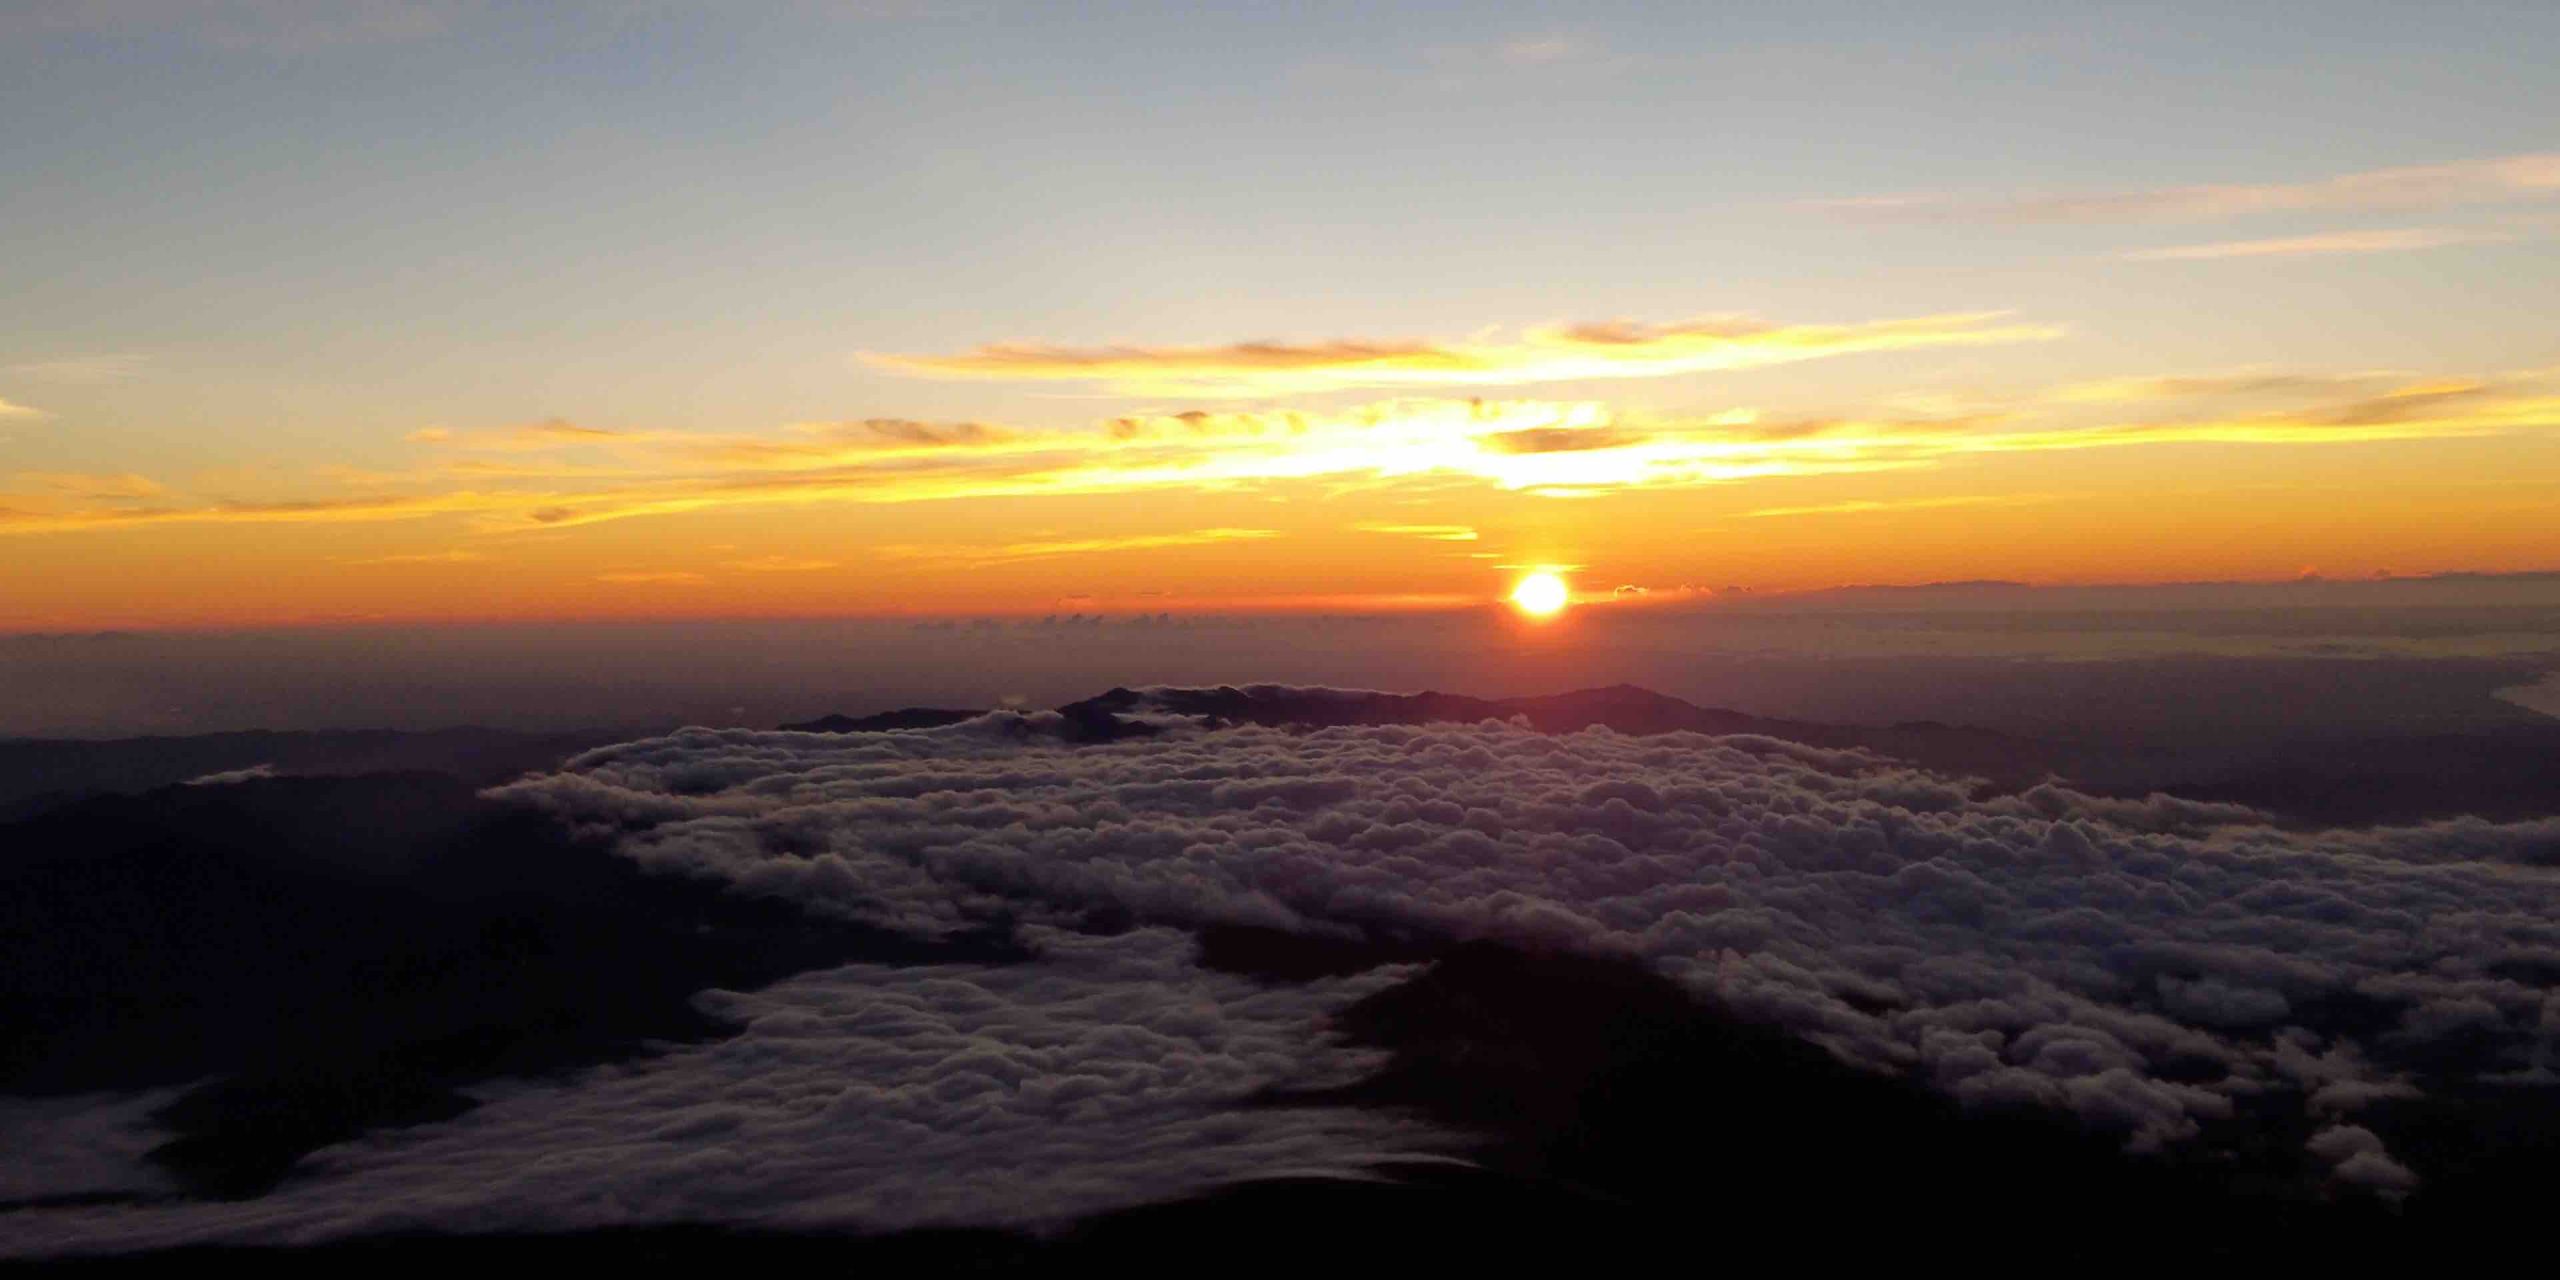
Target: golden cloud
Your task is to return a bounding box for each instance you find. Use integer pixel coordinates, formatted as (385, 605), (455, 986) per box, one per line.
(722, 555), (842, 573)
(1354, 524), (1480, 542)
(1741, 494), (2066, 519)
(2, 373), (2550, 541)
(11, 472), (167, 500)
(339, 548), (493, 565)
(2121, 227), (2508, 261)
(876, 527), (1282, 568)
(864, 312), (2060, 395)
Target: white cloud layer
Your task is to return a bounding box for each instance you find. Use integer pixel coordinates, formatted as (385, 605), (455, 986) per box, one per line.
(478, 706), (2560, 1163)
(15, 699), (2560, 1251)
(2, 928), (1436, 1256)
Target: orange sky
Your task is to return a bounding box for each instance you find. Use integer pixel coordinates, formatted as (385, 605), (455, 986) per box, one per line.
(6, 9), (2559, 631)
(7, 357), (2559, 630)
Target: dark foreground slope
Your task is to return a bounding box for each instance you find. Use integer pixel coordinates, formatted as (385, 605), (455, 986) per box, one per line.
(0, 728), (635, 823)
(10, 941), (2481, 1271)
(0, 774), (1023, 1199)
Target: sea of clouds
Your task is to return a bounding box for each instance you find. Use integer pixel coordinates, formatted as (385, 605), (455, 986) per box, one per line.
(1, 925), (1435, 1255)
(11, 695), (2560, 1253)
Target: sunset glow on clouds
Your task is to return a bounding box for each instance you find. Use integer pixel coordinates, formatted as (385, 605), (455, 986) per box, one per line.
(864, 312), (2061, 397)
(6, 360), (2554, 540)
(4, 343), (2556, 627)
(2, 7), (2557, 630)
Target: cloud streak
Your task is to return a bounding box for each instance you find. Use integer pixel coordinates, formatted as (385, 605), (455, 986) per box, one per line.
(0, 355), (148, 384)
(2121, 227), (2508, 261)
(866, 313), (2060, 395)
(1354, 524), (1479, 542)
(1740, 493), (2063, 519)
(2, 370), (2551, 543)
(1818, 152), (2560, 225)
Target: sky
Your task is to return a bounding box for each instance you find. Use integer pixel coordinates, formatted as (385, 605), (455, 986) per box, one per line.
(4, 1), (2558, 630)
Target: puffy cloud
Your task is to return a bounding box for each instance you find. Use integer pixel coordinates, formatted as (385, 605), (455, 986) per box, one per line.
(461, 702), (2560, 1174)
(2306, 1124), (2421, 1196)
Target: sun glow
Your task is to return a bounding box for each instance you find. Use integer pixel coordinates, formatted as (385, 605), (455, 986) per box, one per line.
(1509, 572), (1570, 617)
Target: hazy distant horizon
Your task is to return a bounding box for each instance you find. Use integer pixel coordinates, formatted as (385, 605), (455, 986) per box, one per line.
(8, 570), (2556, 740)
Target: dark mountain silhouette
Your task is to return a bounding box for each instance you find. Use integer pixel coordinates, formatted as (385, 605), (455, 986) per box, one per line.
(0, 727), (635, 823)
(777, 707), (982, 733)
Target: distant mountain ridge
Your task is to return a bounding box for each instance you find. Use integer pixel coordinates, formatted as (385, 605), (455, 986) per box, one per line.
(795, 683), (2073, 792)
(778, 708), (984, 733)
(785, 683), (2560, 826)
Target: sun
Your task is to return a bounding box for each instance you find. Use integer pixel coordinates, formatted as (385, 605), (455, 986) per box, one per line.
(1509, 571), (1570, 617)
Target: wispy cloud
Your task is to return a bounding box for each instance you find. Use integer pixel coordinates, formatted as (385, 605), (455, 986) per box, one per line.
(406, 419), (626, 451)
(4, 371), (2553, 540)
(865, 312), (2060, 396)
(0, 397), (49, 420)
(1818, 152), (2560, 225)
(2048, 372), (2401, 404)
(595, 570), (708, 586)
(9, 472), (167, 500)
(1, 354), (147, 384)
(866, 527), (1281, 570)
(1354, 524), (1479, 542)
(953, 528), (1280, 566)
(1741, 493), (2064, 519)
(2120, 227), (2508, 261)
(337, 548), (491, 565)
(1424, 32), (1599, 68)
(721, 555), (840, 572)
